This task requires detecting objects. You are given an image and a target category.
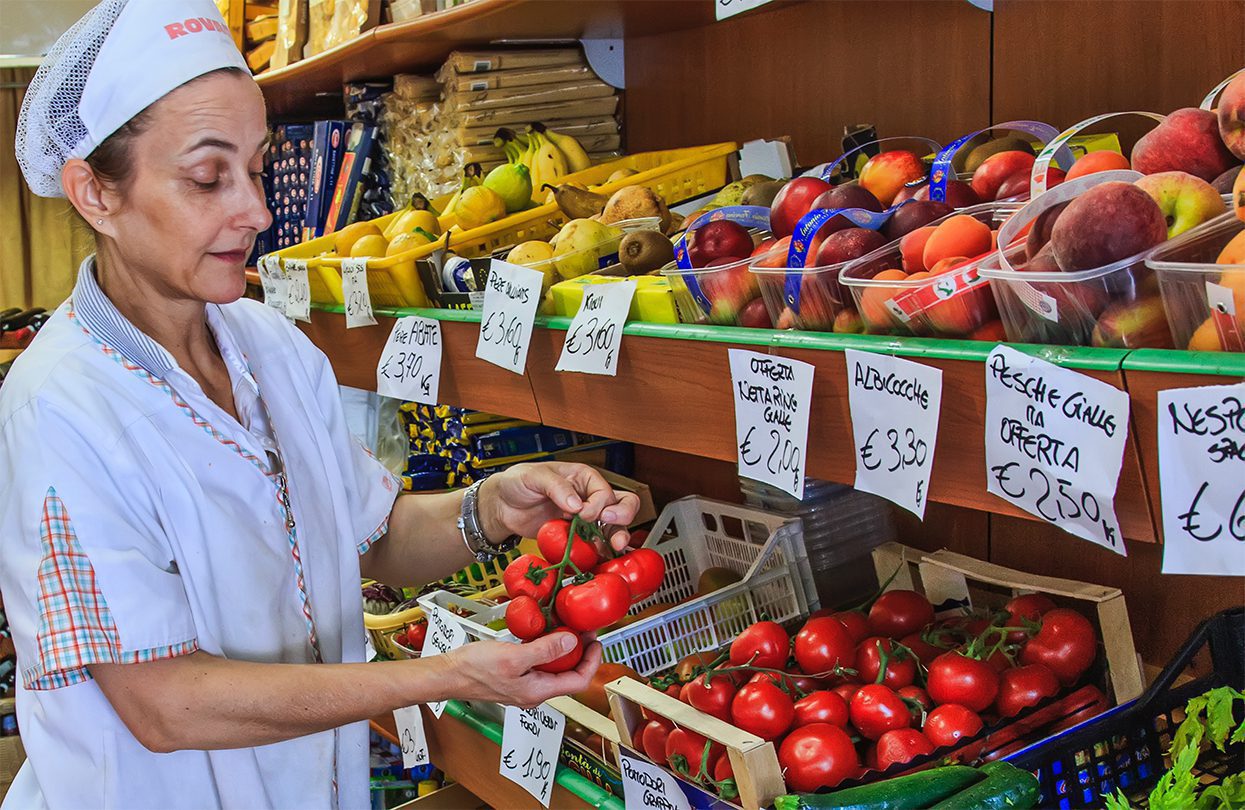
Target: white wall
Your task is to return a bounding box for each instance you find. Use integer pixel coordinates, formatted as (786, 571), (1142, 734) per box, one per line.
(0, 0), (97, 57)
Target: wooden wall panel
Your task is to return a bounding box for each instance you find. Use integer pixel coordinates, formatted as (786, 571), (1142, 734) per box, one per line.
(624, 1), (992, 166)
(633, 445), (742, 508)
(992, 0), (1245, 145)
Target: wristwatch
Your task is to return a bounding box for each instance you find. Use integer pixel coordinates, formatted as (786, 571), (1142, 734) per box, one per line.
(457, 478), (521, 561)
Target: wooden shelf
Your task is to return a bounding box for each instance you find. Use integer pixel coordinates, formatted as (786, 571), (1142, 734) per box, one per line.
(297, 306), (1245, 543)
(256, 0), (790, 116)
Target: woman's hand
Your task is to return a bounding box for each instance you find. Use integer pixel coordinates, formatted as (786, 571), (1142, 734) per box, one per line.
(480, 462), (640, 551)
(441, 632), (602, 709)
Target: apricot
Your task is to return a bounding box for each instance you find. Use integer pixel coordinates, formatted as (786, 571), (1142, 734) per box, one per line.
(1216, 231), (1245, 265)
(1187, 318), (1224, 351)
(969, 319), (1009, 342)
(923, 215), (993, 272)
(1065, 150), (1130, 182)
(900, 226), (937, 273)
(928, 256), (971, 276)
(859, 268), (909, 329)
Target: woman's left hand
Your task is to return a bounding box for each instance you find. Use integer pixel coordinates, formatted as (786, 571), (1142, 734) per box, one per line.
(480, 462), (640, 551)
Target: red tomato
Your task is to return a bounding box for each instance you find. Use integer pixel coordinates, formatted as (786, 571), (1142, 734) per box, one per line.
(850, 684), (912, 741)
(665, 728), (724, 778)
(405, 621), (427, 650)
(713, 752), (734, 781)
(794, 617), (856, 676)
(832, 682), (864, 705)
(639, 718), (673, 762)
(927, 651), (1000, 712)
(681, 674), (737, 723)
(868, 590), (935, 638)
(626, 548), (666, 600)
(392, 631), (408, 647)
(922, 703), (983, 748)
(777, 723), (860, 792)
(502, 554), (556, 602)
(855, 637), (917, 689)
(897, 685), (932, 724)
(504, 595), (548, 641)
(996, 663), (1061, 717)
(793, 690), (849, 728)
(832, 611), (872, 644)
(730, 681), (795, 741)
(900, 632), (945, 666)
(729, 621), (790, 670)
(875, 728), (935, 771)
(1020, 608), (1097, 686)
(627, 528), (650, 550)
(1004, 593), (1057, 643)
(554, 573), (631, 632)
(536, 519), (599, 572)
(530, 631), (583, 673)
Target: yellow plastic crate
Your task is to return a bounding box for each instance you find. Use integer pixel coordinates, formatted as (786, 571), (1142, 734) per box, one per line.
(273, 143), (738, 308)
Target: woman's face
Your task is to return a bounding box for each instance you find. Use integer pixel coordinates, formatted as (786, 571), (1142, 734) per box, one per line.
(102, 71), (272, 304)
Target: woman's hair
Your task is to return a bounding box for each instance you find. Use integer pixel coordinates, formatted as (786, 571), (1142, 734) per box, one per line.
(85, 66), (250, 193)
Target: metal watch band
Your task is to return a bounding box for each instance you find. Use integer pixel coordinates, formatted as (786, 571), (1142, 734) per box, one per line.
(457, 478), (520, 562)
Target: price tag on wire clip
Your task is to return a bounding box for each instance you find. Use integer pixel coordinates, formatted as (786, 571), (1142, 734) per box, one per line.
(476, 259), (542, 374)
(341, 257), (377, 328)
(418, 604), (467, 718)
(500, 703), (564, 807)
(556, 280), (635, 376)
(258, 254), (289, 312)
(392, 705), (430, 769)
(283, 258), (311, 322)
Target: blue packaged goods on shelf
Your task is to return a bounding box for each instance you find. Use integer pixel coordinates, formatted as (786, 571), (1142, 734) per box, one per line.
(303, 120), (348, 240)
(473, 424), (588, 458)
(325, 122), (377, 233)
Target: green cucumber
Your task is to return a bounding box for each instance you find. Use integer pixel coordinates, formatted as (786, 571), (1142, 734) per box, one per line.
(772, 766), (985, 810)
(928, 761), (1041, 810)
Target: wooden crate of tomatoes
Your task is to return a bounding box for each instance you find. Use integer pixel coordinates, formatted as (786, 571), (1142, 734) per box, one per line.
(600, 541), (1142, 810)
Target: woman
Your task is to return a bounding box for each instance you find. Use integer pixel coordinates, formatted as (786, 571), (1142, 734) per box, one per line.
(1, 1), (635, 807)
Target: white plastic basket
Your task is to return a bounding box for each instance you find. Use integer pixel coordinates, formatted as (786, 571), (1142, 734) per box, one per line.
(417, 497), (817, 678)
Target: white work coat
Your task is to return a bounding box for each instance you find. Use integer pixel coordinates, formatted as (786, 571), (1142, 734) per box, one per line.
(0, 259), (400, 808)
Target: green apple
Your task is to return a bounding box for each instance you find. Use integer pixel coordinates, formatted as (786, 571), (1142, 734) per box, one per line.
(1134, 171), (1227, 239)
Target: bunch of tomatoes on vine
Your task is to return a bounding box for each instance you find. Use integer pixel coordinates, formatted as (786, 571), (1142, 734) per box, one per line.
(501, 516), (666, 671)
(632, 578), (1101, 798)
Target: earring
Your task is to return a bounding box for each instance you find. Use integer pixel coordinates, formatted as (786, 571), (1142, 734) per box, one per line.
(96, 219), (103, 226)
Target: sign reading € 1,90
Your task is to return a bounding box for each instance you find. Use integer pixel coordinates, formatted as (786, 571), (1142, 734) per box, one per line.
(499, 704), (565, 807)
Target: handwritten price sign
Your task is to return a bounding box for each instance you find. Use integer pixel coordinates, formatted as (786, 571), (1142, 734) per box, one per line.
(376, 316), (442, 404)
(556, 280), (635, 376)
(258, 254), (288, 312)
(340, 257), (377, 328)
(418, 604), (467, 717)
(620, 752), (693, 810)
(1158, 382), (1245, 576)
(846, 350), (944, 518)
(729, 349), (815, 499)
(984, 345), (1130, 554)
(284, 258), (311, 322)
(500, 704), (565, 806)
(476, 259), (543, 373)
(392, 705), (430, 769)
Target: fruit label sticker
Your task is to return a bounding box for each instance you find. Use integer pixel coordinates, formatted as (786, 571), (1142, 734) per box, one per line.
(258, 254), (288, 312)
(1157, 382), (1245, 576)
(476, 259), (543, 374)
(500, 704), (565, 807)
(376, 316), (442, 404)
(619, 752), (693, 810)
(984, 345), (1130, 554)
(341, 257), (377, 328)
(392, 705), (430, 769)
(846, 349), (944, 519)
(556, 280), (636, 376)
(284, 258), (311, 322)
(715, 0), (774, 20)
(728, 349), (815, 499)
(419, 604), (468, 718)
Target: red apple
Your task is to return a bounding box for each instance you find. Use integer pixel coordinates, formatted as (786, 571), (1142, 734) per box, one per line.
(1050, 182), (1167, 271)
(701, 258), (759, 324)
(883, 199), (955, 240)
(739, 297), (773, 329)
(971, 151), (1037, 201)
(810, 184), (884, 215)
(1131, 107), (1237, 182)
(751, 236), (792, 267)
(859, 151), (927, 206)
(770, 177), (832, 238)
(995, 167), (1064, 201)
(897, 178), (982, 209)
(688, 220), (754, 268)
(811, 228), (888, 307)
(1134, 171), (1227, 238)
(1217, 72), (1245, 160)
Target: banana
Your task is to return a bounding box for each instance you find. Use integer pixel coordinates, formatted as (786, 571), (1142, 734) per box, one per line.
(530, 131), (568, 197)
(534, 122), (591, 173)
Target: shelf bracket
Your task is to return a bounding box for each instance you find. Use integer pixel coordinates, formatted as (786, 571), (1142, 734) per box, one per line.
(965, 0), (994, 10)
(581, 38), (624, 89)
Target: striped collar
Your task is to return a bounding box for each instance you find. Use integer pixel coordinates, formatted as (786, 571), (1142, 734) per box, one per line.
(71, 255), (258, 392)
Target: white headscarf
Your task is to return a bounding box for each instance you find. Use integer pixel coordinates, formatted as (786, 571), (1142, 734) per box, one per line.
(16, 0), (250, 198)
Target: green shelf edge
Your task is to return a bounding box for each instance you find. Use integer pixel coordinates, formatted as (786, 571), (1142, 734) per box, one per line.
(442, 700), (625, 810)
(1121, 349), (1245, 377)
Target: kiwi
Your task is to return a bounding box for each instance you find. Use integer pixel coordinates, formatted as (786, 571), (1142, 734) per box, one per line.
(742, 179), (786, 208)
(963, 136), (1036, 173)
(619, 230), (676, 274)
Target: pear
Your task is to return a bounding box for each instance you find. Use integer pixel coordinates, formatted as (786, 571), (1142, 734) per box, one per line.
(552, 219), (622, 279)
(601, 186), (671, 231)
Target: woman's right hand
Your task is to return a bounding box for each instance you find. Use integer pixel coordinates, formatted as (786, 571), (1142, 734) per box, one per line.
(440, 632), (602, 709)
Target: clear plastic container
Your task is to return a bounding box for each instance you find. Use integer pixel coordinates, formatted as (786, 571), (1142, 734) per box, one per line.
(660, 231), (775, 326)
(750, 239), (868, 333)
(836, 202), (1017, 337)
(504, 216), (661, 288)
(1146, 212), (1245, 352)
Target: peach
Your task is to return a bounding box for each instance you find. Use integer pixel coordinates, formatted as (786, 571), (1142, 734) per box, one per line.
(1050, 182), (1166, 272)
(1222, 231), (1245, 265)
(928, 256), (972, 275)
(1131, 107), (1237, 182)
(900, 226), (938, 273)
(923, 215), (992, 271)
(1187, 318), (1224, 352)
(1065, 151), (1130, 182)
(859, 268), (909, 329)
(1235, 167), (1245, 222)
(859, 151), (927, 207)
(1218, 72), (1245, 161)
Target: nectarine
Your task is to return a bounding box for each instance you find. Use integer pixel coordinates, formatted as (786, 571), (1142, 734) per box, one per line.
(859, 269), (908, 330)
(900, 227), (938, 273)
(923, 215), (992, 271)
(1065, 150), (1130, 182)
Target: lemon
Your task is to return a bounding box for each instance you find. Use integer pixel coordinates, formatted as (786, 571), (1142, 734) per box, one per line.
(455, 186), (507, 230)
(506, 240), (555, 267)
(350, 234), (389, 258)
(387, 229), (435, 257)
(386, 209), (441, 239)
(335, 221), (382, 257)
